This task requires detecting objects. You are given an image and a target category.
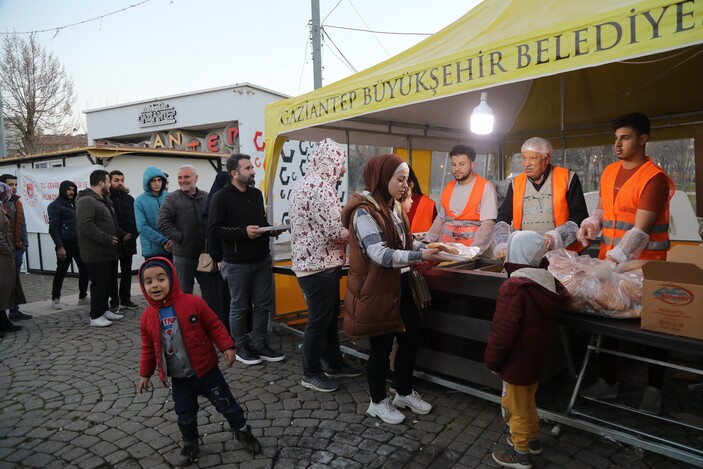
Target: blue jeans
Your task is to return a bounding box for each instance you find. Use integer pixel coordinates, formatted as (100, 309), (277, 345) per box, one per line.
(221, 256), (272, 348)
(171, 367), (246, 441)
(298, 268), (345, 376)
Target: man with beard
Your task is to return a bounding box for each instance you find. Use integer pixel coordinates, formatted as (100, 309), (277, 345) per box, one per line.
(48, 180), (89, 309)
(109, 170), (139, 309)
(157, 165), (208, 294)
(426, 145), (497, 253)
(76, 169), (127, 327)
(207, 154), (285, 366)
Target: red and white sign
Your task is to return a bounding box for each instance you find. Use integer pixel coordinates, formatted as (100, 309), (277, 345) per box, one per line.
(18, 166), (101, 233)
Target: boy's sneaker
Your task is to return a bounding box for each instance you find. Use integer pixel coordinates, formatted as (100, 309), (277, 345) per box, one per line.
(507, 435), (543, 455)
(639, 386), (663, 415)
(301, 374), (340, 392)
(580, 378), (619, 400)
(177, 439), (199, 466)
(236, 344), (263, 365)
(252, 344), (285, 362)
(78, 296), (90, 305)
(325, 361), (364, 378)
(104, 310), (124, 321)
(392, 390), (432, 415)
(121, 300), (139, 309)
(492, 448), (532, 468)
(366, 397), (405, 424)
(90, 315), (112, 327)
(234, 425), (262, 455)
(51, 299), (63, 310)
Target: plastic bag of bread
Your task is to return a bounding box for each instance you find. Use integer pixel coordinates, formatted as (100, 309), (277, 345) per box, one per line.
(545, 249), (643, 318)
(426, 242), (480, 261)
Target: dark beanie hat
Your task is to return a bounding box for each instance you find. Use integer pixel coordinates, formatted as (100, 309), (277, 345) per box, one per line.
(139, 257), (173, 286)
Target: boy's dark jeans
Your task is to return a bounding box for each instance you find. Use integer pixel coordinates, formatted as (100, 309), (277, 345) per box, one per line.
(171, 367), (246, 441)
(298, 267), (345, 377)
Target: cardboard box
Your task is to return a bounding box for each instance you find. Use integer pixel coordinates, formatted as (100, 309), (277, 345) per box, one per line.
(641, 245), (703, 340)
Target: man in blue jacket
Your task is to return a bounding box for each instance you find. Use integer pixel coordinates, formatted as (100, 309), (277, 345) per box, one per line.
(48, 180), (89, 309)
(135, 167), (172, 260)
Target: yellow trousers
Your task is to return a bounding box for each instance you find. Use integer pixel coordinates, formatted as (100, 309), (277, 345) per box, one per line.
(501, 381), (540, 453)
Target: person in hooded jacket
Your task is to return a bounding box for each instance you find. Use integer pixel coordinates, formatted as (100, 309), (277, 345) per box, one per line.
(137, 257), (261, 465)
(289, 139), (363, 393)
(135, 167), (172, 260)
(48, 180), (89, 308)
(485, 230), (570, 469)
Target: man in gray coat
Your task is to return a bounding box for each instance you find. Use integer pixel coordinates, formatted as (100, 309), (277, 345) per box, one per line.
(76, 169), (129, 327)
(157, 165), (208, 294)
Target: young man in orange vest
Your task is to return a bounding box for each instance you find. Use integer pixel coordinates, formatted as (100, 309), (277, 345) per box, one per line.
(426, 145), (497, 252)
(493, 137), (588, 259)
(577, 112), (675, 415)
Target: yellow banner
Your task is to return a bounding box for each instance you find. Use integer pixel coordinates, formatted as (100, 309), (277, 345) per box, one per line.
(266, 0), (703, 139)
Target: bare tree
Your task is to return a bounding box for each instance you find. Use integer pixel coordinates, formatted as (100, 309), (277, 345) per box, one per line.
(0, 34), (76, 156)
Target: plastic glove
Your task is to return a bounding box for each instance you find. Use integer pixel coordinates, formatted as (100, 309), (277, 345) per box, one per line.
(493, 242), (507, 260)
(546, 221), (579, 251)
(577, 209), (604, 246)
(605, 227), (649, 264)
(493, 221), (511, 246)
(473, 220), (495, 255)
(544, 230), (561, 251)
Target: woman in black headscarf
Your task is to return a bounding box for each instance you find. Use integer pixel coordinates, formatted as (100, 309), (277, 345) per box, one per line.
(200, 171), (233, 331)
(341, 154), (443, 425)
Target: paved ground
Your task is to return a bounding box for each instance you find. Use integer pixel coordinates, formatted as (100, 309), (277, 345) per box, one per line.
(0, 272), (699, 468)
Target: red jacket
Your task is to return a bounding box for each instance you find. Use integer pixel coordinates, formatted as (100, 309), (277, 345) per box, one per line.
(138, 258), (234, 383)
(485, 262), (570, 385)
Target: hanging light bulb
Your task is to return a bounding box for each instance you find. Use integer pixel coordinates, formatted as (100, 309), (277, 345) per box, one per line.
(470, 91), (494, 135)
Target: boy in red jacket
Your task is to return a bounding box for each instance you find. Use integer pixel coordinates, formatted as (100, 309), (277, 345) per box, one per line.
(137, 257), (261, 465)
(485, 231), (570, 469)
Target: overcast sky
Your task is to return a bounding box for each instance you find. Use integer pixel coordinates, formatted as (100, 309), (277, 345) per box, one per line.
(0, 0), (482, 126)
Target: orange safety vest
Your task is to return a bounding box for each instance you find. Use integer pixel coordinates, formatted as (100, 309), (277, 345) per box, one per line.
(439, 176), (488, 246)
(409, 195), (436, 233)
(512, 166), (570, 230)
(599, 159), (674, 260)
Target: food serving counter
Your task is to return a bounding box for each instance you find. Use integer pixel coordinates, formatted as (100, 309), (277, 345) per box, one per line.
(271, 258), (703, 466)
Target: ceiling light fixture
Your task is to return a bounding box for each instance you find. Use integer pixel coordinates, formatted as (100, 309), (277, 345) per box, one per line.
(470, 92), (494, 135)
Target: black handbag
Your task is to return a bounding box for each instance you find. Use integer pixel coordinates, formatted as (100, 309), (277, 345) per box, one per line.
(408, 267), (431, 311)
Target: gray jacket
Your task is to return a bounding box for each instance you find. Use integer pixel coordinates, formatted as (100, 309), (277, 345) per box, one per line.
(76, 188), (121, 263)
(156, 188), (208, 258)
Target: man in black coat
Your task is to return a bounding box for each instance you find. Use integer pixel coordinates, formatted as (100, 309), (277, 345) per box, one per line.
(109, 170), (139, 309)
(48, 180), (89, 308)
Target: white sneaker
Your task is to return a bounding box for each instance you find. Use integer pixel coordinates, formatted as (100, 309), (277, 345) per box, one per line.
(90, 315), (112, 327)
(366, 397), (405, 424)
(78, 296), (90, 305)
(51, 299), (63, 310)
(104, 310), (124, 321)
(393, 390), (432, 415)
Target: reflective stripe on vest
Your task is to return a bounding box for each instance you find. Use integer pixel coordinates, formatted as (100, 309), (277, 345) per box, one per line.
(512, 166), (570, 230)
(410, 195), (435, 233)
(598, 159), (674, 261)
(440, 176), (488, 246)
